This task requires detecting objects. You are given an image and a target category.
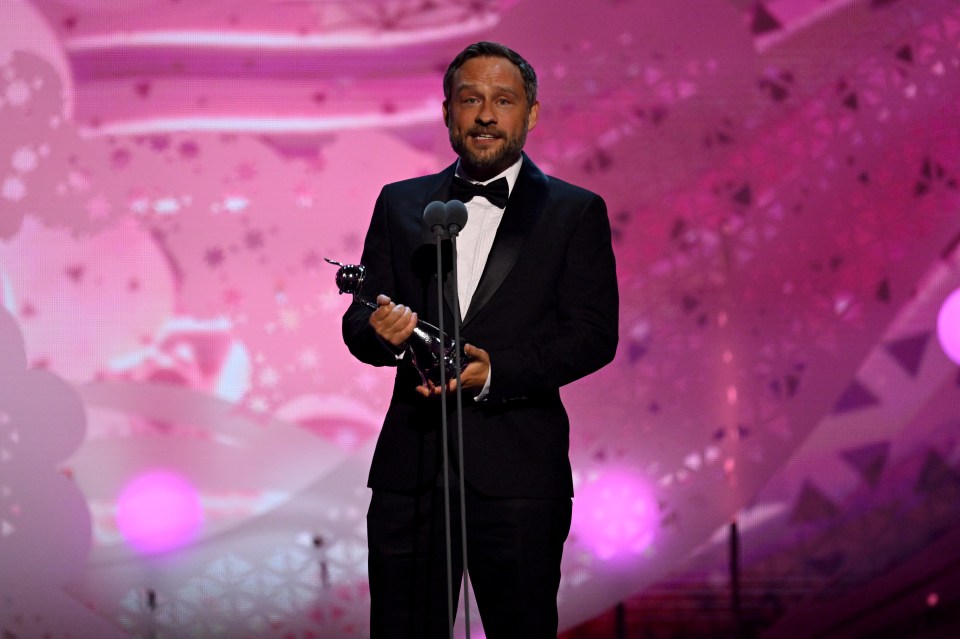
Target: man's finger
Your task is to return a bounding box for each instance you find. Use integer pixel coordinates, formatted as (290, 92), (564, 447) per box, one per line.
(415, 382), (447, 397)
(376, 304), (409, 331)
(463, 343), (489, 361)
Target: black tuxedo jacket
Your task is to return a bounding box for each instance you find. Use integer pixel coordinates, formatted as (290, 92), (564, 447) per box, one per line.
(342, 154), (618, 499)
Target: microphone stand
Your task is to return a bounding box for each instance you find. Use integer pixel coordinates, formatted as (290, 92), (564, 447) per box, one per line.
(447, 217), (472, 639)
(426, 200), (471, 639)
(428, 216), (457, 639)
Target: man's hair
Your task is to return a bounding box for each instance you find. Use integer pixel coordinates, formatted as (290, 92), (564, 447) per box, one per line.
(442, 41), (538, 106)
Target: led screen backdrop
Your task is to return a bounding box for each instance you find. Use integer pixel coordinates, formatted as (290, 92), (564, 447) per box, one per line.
(1, 0), (960, 637)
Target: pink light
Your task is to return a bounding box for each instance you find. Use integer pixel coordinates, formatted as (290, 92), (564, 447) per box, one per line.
(64, 16), (498, 52)
(116, 471), (203, 555)
(937, 287), (960, 366)
(574, 470), (658, 561)
(78, 106), (440, 137)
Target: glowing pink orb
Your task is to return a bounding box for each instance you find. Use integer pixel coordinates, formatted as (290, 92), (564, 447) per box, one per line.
(938, 287), (960, 366)
(573, 470), (658, 561)
(116, 471), (203, 554)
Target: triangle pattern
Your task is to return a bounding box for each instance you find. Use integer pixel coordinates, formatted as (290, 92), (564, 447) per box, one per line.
(750, 3), (782, 35)
(915, 450), (960, 495)
(884, 332), (930, 377)
(840, 441), (890, 488)
(875, 278), (891, 303)
(833, 380), (881, 415)
(895, 44), (914, 64)
(790, 481), (839, 524)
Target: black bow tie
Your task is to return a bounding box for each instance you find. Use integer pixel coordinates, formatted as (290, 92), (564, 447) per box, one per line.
(450, 176), (510, 209)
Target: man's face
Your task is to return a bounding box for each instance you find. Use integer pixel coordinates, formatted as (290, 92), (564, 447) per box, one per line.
(443, 55), (539, 181)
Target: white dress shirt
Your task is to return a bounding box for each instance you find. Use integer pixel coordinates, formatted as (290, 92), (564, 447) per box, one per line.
(454, 156), (522, 316)
(454, 156), (523, 399)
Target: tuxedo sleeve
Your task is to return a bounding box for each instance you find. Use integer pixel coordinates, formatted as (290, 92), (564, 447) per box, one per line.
(486, 194), (619, 400)
(341, 187), (403, 367)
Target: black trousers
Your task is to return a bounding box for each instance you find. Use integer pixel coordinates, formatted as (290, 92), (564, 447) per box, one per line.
(367, 475), (572, 639)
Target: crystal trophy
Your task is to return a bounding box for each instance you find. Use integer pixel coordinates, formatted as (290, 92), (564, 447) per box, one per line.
(326, 258), (468, 386)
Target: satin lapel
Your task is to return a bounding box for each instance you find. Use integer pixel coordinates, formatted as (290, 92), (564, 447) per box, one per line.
(461, 155), (548, 330)
(424, 162), (458, 226)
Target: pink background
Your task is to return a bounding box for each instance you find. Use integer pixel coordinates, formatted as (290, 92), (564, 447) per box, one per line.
(1, 0), (960, 636)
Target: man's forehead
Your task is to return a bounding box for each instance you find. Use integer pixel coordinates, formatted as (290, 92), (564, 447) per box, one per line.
(453, 57), (525, 91)
(455, 56), (522, 80)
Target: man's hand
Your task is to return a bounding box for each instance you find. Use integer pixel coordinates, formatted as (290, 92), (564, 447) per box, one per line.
(370, 294), (417, 348)
(416, 344), (490, 397)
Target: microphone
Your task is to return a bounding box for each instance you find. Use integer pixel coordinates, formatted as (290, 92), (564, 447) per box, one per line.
(444, 200), (468, 237)
(421, 198), (473, 637)
(422, 200), (470, 238)
(423, 200), (448, 238)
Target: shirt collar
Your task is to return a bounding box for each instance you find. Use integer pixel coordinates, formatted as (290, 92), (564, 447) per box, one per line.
(455, 155), (523, 197)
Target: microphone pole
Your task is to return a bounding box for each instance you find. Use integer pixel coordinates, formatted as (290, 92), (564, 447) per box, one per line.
(444, 200), (472, 639)
(422, 200), (457, 639)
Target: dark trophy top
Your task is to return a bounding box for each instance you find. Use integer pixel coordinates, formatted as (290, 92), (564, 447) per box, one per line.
(326, 258), (468, 386)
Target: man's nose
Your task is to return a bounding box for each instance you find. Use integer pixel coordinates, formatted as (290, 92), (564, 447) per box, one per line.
(476, 102), (497, 125)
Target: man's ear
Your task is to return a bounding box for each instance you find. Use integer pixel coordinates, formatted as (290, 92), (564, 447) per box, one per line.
(526, 101), (540, 132)
(442, 100), (449, 127)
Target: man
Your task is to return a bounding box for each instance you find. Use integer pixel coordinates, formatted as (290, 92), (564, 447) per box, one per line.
(342, 42), (618, 639)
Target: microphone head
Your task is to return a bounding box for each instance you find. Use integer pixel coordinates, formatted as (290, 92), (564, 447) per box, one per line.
(423, 200), (448, 235)
(444, 200), (468, 233)
(423, 201), (447, 237)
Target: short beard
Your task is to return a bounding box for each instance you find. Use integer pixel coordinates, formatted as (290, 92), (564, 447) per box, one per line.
(449, 124), (528, 175)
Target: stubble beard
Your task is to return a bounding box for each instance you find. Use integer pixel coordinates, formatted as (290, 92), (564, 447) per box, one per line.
(449, 123), (528, 176)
